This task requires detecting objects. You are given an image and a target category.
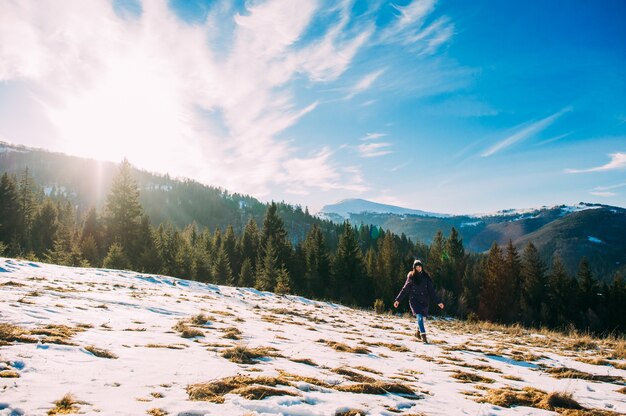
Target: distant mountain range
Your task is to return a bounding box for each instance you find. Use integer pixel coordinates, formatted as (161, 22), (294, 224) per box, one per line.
(320, 199), (626, 280)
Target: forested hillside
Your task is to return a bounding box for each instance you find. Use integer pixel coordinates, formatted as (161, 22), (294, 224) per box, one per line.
(1, 143), (624, 333)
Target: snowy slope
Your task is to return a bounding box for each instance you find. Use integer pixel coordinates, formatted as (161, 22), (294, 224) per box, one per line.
(1, 258), (625, 416)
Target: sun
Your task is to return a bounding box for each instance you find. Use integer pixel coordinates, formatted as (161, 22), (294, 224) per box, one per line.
(46, 51), (187, 172)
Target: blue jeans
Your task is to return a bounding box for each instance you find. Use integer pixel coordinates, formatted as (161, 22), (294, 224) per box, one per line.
(416, 314), (426, 334)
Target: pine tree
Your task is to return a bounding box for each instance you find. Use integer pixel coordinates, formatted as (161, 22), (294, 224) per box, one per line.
(502, 240), (522, 322)
(332, 221), (368, 305)
(105, 159), (142, 265)
(256, 238), (279, 291)
(445, 227), (466, 294)
(427, 230), (446, 286)
(103, 242), (131, 270)
(478, 242), (507, 322)
(238, 218), (260, 273)
(0, 173), (20, 246)
(546, 256), (575, 327)
(376, 232), (401, 308)
(275, 267), (292, 295)
(222, 224), (239, 276)
(17, 169), (37, 251)
(238, 257), (255, 288)
(520, 242), (547, 326)
(260, 202), (291, 271)
(30, 199), (58, 257)
(577, 257), (599, 327)
(303, 224), (331, 299)
(212, 246), (233, 285)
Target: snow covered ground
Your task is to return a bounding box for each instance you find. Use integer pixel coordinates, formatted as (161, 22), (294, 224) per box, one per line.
(1, 257), (625, 416)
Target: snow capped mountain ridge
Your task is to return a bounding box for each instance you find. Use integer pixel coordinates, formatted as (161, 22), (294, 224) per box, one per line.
(318, 198), (451, 220)
(319, 198), (610, 221)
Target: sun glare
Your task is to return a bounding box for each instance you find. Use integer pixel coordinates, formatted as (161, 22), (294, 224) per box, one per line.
(47, 51), (186, 171)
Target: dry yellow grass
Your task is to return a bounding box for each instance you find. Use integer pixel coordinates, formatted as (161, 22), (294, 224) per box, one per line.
(147, 409), (168, 416)
(331, 367), (377, 383)
(335, 381), (420, 398)
(145, 344), (187, 350)
(220, 345), (281, 364)
(290, 357), (318, 366)
(362, 341), (411, 353)
(545, 367), (624, 383)
(0, 370), (20, 378)
(450, 370), (495, 384)
(221, 327), (242, 340)
(187, 375), (290, 403)
(354, 366), (382, 375)
(84, 345), (118, 359)
(0, 323), (37, 344)
(477, 386), (624, 415)
(47, 393), (84, 415)
(318, 339), (371, 355)
(335, 410), (366, 416)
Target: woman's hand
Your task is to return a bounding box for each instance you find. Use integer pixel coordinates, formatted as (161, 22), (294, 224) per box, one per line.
(393, 301), (399, 308)
(438, 303), (444, 309)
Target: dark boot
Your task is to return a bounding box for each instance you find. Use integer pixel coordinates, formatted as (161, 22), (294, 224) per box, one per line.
(415, 330), (422, 341)
(420, 333), (428, 344)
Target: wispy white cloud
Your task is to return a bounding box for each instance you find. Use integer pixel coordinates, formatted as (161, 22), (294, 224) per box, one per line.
(481, 107), (572, 157)
(594, 182), (626, 191)
(566, 153), (626, 174)
(358, 142), (393, 158)
(345, 69), (386, 99)
(378, 0), (454, 55)
(590, 191), (616, 197)
(360, 132), (387, 141)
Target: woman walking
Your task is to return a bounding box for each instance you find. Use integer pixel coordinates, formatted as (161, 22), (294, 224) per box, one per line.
(393, 259), (444, 343)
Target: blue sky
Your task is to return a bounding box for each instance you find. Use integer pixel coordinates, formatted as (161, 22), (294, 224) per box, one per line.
(0, 0), (624, 214)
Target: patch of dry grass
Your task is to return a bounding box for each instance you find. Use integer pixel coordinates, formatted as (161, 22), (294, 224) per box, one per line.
(617, 386), (626, 395)
(291, 357), (318, 366)
(354, 366), (382, 375)
(85, 345), (118, 359)
(318, 339), (371, 355)
(47, 393), (87, 415)
(610, 340), (626, 360)
(0, 370), (20, 378)
(222, 327), (242, 340)
(335, 410), (366, 416)
(502, 375), (524, 381)
(332, 367), (377, 383)
(31, 324), (85, 345)
(0, 323), (37, 344)
(461, 363), (503, 374)
(191, 314), (211, 326)
(545, 367), (624, 383)
(187, 375), (294, 403)
(362, 341), (410, 353)
(450, 371), (495, 384)
(0, 280), (25, 287)
(221, 345), (282, 364)
(335, 381), (421, 399)
(147, 409), (168, 416)
(145, 344), (187, 350)
(477, 386), (595, 413)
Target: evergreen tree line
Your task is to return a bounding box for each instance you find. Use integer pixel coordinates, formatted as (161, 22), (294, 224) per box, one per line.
(1, 163), (624, 334)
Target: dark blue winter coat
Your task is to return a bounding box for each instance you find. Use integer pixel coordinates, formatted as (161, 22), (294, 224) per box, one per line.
(395, 270), (440, 316)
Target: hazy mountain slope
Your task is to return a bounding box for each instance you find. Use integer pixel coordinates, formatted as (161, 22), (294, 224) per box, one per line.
(513, 207), (626, 277)
(1, 258), (625, 415)
(0, 142), (327, 240)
